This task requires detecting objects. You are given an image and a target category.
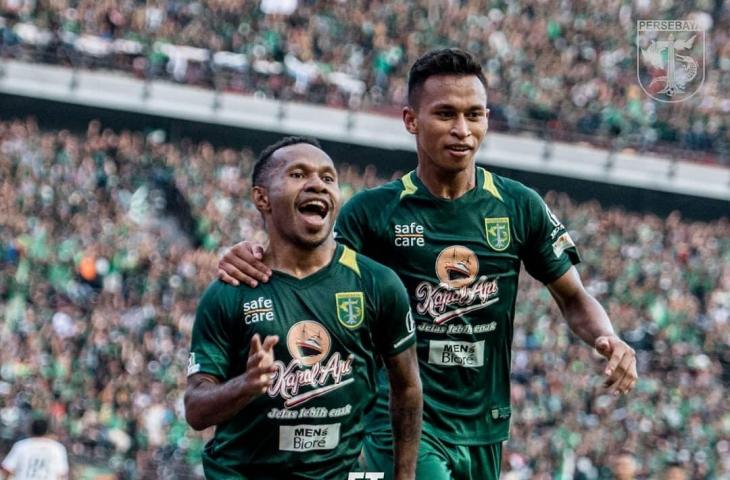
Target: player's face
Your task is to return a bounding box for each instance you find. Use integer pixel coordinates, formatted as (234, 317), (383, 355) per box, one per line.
(404, 74), (488, 175)
(264, 144), (341, 249)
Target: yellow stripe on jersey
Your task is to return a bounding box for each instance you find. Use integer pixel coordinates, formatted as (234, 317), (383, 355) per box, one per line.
(480, 167), (503, 202)
(338, 246), (361, 276)
(400, 171), (418, 199)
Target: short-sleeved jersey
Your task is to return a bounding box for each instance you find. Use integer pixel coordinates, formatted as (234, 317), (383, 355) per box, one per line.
(188, 243), (415, 479)
(335, 167), (580, 445)
(1, 437), (69, 480)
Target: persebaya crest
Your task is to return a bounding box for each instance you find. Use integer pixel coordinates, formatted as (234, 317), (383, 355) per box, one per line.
(485, 217), (511, 251)
(336, 292), (364, 329)
(636, 20), (706, 103)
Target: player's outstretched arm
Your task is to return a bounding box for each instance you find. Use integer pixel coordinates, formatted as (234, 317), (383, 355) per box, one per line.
(218, 241), (272, 287)
(185, 334), (278, 430)
(384, 345), (422, 480)
(547, 266), (638, 396)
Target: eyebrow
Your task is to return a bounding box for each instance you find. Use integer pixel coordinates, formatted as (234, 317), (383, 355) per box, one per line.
(430, 103), (487, 111)
(285, 161), (337, 173)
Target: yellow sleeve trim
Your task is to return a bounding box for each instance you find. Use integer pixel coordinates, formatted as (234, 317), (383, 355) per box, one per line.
(400, 171), (418, 199)
(338, 246), (361, 277)
(480, 167), (503, 202)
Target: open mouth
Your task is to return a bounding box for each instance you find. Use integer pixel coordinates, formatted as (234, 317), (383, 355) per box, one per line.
(297, 199), (330, 221)
(445, 261), (471, 281)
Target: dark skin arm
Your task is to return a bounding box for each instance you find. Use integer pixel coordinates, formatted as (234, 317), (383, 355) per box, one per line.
(185, 334), (279, 430)
(547, 266), (638, 395)
(383, 345), (422, 480)
(218, 241), (271, 287)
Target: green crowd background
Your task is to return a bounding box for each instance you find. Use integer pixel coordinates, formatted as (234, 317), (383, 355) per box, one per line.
(0, 116), (728, 479)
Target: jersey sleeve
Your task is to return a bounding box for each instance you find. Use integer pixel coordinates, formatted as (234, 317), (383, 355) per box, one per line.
(370, 265), (416, 357)
(520, 188), (581, 285)
(1, 442), (18, 473)
(55, 442), (69, 475)
(188, 281), (238, 379)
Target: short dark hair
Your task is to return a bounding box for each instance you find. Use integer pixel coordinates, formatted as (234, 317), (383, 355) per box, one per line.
(252, 136), (322, 186)
(31, 417), (49, 436)
(407, 48), (487, 107)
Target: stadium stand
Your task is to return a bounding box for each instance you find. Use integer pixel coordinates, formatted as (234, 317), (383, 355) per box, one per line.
(0, 116), (728, 478)
(0, 1), (728, 164)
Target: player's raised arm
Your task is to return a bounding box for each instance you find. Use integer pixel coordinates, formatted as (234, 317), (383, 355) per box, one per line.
(383, 345), (422, 480)
(185, 334), (279, 430)
(547, 267), (638, 396)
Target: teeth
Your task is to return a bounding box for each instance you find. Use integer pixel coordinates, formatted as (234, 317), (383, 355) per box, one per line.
(299, 199), (328, 217)
(301, 200), (326, 209)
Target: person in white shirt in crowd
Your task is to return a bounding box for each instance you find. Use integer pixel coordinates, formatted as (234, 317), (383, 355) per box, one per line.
(1, 417), (69, 480)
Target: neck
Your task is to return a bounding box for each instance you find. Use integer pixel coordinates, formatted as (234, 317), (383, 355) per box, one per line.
(264, 235), (337, 279)
(416, 163), (476, 200)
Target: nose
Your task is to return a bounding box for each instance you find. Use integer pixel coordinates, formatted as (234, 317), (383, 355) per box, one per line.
(450, 114), (471, 139)
(304, 173), (327, 192)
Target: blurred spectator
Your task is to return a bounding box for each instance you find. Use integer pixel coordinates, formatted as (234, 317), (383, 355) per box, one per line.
(0, 1), (728, 164)
(611, 450), (638, 480)
(1, 416), (69, 479)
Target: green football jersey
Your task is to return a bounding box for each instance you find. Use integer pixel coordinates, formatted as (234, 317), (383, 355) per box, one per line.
(335, 167), (580, 445)
(188, 244), (415, 479)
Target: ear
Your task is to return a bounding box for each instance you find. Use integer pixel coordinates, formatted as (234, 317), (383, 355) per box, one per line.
(403, 106), (418, 135)
(251, 185), (270, 213)
(485, 107), (490, 133)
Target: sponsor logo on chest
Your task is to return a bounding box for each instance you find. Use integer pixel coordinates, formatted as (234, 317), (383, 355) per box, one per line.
(268, 320), (355, 409)
(279, 423), (341, 452)
(394, 222), (425, 247)
(415, 245), (500, 325)
(428, 340), (485, 367)
(242, 296), (275, 324)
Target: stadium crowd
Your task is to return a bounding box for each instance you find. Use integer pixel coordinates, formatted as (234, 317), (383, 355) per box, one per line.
(0, 0), (728, 164)
(0, 116), (728, 479)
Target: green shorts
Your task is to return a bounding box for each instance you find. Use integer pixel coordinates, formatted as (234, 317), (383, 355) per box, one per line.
(361, 429), (501, 480)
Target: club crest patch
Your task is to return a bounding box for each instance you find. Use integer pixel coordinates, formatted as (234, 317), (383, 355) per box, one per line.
(336, 292), (365, 329)
(485, 217), (511, 251)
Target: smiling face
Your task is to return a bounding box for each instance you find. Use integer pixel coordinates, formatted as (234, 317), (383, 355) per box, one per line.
(403, 74), (489, 176)
(253, 143), (341, 250)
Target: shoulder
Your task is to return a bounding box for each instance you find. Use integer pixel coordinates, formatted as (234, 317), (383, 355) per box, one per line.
(10, 438), (31, 450)
(199, 279), (242, 303)
(343, 176), (411, 210)
(480, 168), (545, 214)
(485, 169), (537, 201)
(340, 246), (403, 290)
(197, 280), (252, 318)
(40, 438), (67, 454)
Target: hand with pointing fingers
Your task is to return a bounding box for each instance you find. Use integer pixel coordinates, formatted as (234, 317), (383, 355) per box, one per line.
(594, 335), (637, 396)
(243, 334), (279, 395)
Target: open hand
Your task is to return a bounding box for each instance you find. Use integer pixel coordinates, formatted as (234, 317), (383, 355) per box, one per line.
(595, 335), (637, 396)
